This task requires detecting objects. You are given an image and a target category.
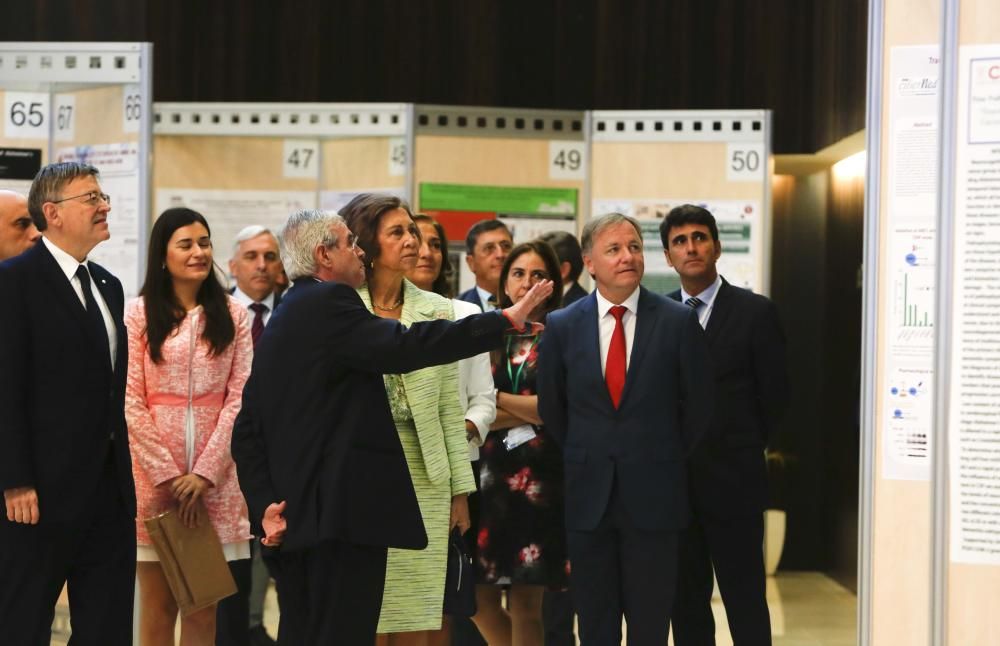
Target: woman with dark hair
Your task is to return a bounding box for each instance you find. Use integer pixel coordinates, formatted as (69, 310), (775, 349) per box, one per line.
(473, 241), (568, 646)
(124, 208), (253, 646)
(341, 195), (475, 646)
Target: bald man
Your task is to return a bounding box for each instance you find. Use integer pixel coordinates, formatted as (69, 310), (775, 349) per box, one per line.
(0, 190), (39, 261)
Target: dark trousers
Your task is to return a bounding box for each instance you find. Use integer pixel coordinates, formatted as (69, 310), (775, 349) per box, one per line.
(0, 453), (135, 646)
(273, 539), (388, 645)
(567, 485), (679, 646)
(671, 513), (771, 646)
(452, 460), (487, 646)
(542, 589), (576, 646)
(216, 554), (252, 646)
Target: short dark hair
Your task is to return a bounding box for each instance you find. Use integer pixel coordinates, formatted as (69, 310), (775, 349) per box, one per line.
(411, 214), (454, 298)
(140, 208), (235, 363)
(27, 161), (100, 231)
(465, 219), (511, 255)
(339, 193), (415, 281)
(539, 230), (583, 284)
(659, 204), (719, 248)
(496, 240), (562, 316)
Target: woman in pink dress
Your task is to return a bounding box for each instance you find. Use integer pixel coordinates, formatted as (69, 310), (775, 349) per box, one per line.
(125, 208), (253, 646)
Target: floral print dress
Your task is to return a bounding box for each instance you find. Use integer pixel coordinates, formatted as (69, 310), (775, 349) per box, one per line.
(476, 330), (569, 587)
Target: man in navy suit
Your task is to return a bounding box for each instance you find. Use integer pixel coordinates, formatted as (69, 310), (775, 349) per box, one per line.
(457, 219), (512, 311)
(537, 213), (715, 645)
(662, 205), (789, 646)
(231, 210), (551, 645)
(0, 162), (137, 645)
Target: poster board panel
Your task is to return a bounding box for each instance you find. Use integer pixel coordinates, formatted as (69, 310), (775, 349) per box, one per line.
(320, 136), (405, 191)
(868, 1), (940, 644)
(944, 1), (1000, 643)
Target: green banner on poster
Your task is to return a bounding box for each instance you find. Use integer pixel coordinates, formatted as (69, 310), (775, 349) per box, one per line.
(420, 183), (576, 216)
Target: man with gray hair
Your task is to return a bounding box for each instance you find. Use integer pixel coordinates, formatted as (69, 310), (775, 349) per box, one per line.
(537, 212), (714, 645)
(221, 224), (284, 645)
(231, 210), (553, 645)
(0, 162), (136, 644)
(0, 189), (40, 261)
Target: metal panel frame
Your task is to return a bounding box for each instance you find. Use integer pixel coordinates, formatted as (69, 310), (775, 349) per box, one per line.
(858, 2), (886, 644)
(414, 104), (585, 141)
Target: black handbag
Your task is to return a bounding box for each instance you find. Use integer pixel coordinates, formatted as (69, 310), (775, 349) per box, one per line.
(443, 528), (477, 617)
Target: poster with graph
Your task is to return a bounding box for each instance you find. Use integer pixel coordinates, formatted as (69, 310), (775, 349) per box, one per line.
(882, 224), (935, 480)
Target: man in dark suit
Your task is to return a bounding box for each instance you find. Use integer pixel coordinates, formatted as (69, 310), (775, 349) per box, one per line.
(537, 213), (715, 645)
(541, 229), (589, 308)
(457, 219), (512, 311)
(222, 224), (284, 646)
(231, 209), (551, 645)
(661, 205), (789, 646)
(0, 189), (40, 261)
(0, 162), (137, 645)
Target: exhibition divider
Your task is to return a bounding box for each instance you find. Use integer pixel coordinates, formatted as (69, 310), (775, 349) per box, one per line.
(862, 0), (1000, 644)
(0, 42), (153, 298)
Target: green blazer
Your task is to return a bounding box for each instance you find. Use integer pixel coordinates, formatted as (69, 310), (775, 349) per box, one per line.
(358, 280), (476, 495)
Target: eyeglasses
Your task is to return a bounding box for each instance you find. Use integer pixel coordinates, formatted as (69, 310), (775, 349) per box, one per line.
(343, 234), (358, 250)
(52, 191), (111, 207)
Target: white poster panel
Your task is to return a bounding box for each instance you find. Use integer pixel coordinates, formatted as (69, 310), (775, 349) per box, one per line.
(593, 198), (760, 296)
(881, 45), (940, 481)
(319, 187), (407, 213)
(948, 44), (1000, 565)
(155, 189), (318, 281)
(56, 143), (142, 298)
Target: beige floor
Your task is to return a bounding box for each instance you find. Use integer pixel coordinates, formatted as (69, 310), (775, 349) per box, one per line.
(51, 571), (856, 645)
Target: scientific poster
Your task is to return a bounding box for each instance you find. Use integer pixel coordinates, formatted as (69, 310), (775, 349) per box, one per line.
(592, 198), (759, 296)
(419, 183), (578, 293)
(881, 45), (940, 481)
(56, 143), (142, 298)
(155, 188), (317, 276)
(948, 44), (1000, 564)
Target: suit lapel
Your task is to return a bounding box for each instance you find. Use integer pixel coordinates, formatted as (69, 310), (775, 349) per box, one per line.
(34, 242), (91, 337)
(704, 278), (732, 344)
(575, 293), (615, 410)
(90, 263), (122, 373)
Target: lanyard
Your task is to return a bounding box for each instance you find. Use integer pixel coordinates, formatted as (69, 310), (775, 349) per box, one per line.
(505, 335), (539, 394)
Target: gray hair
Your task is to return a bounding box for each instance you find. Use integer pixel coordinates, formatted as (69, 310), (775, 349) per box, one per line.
(27, 161), (100, 231)
(279, 209), (343, 280)
(231, 225), (277, 258)
(580, 212), (643, 254)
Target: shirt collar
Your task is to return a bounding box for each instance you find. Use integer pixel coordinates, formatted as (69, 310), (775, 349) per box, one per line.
(595, 285), (641, 319)
(42, 235), (88, 281)
(232, 285), (275, 311)
(681, 274), (723, 308)
(476, 285), (496, 308)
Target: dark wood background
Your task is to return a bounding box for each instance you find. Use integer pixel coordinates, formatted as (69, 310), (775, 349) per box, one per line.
(3, 0), (867, 153)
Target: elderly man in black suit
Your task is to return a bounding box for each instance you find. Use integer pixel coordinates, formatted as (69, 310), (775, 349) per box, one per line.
(231, 209), (551, 645)
(662, 204), (789, 646)
(0, 162), (137, 645)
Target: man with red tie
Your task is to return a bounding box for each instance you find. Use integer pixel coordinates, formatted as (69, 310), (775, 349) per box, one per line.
(537, 212), (715, 645)
(224, 224), (283, 646)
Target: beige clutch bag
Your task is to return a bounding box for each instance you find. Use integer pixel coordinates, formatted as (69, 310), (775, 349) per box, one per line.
(143, 509), (237, 616)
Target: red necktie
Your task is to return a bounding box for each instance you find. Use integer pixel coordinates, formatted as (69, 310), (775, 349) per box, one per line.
(605, 305), (627, 409)
(249, 302), (267, 348)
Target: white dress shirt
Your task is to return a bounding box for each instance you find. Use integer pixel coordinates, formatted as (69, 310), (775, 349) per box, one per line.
(231, 286), (276, 325)
(476, 285), (497, 312)
(596, 286), (641, 376)
(680, 274), (723, 329)
(453, 299), (498, 461)
(42, 236), (117, 366)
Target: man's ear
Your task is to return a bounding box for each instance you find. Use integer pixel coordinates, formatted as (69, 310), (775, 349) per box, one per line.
(465, 253), (475, 273)
(42, 202), (60, 229)
(314, 244), (330, 270)
(664, 249), (676, 268)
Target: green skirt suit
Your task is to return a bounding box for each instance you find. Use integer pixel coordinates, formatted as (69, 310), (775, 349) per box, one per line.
(358, 280), (477, 633)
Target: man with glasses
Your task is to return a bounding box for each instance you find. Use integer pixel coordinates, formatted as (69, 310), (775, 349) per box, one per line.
(0, 189), (40, 261)
(458, 220), (513, 311)
(0, 162), (136, 644)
